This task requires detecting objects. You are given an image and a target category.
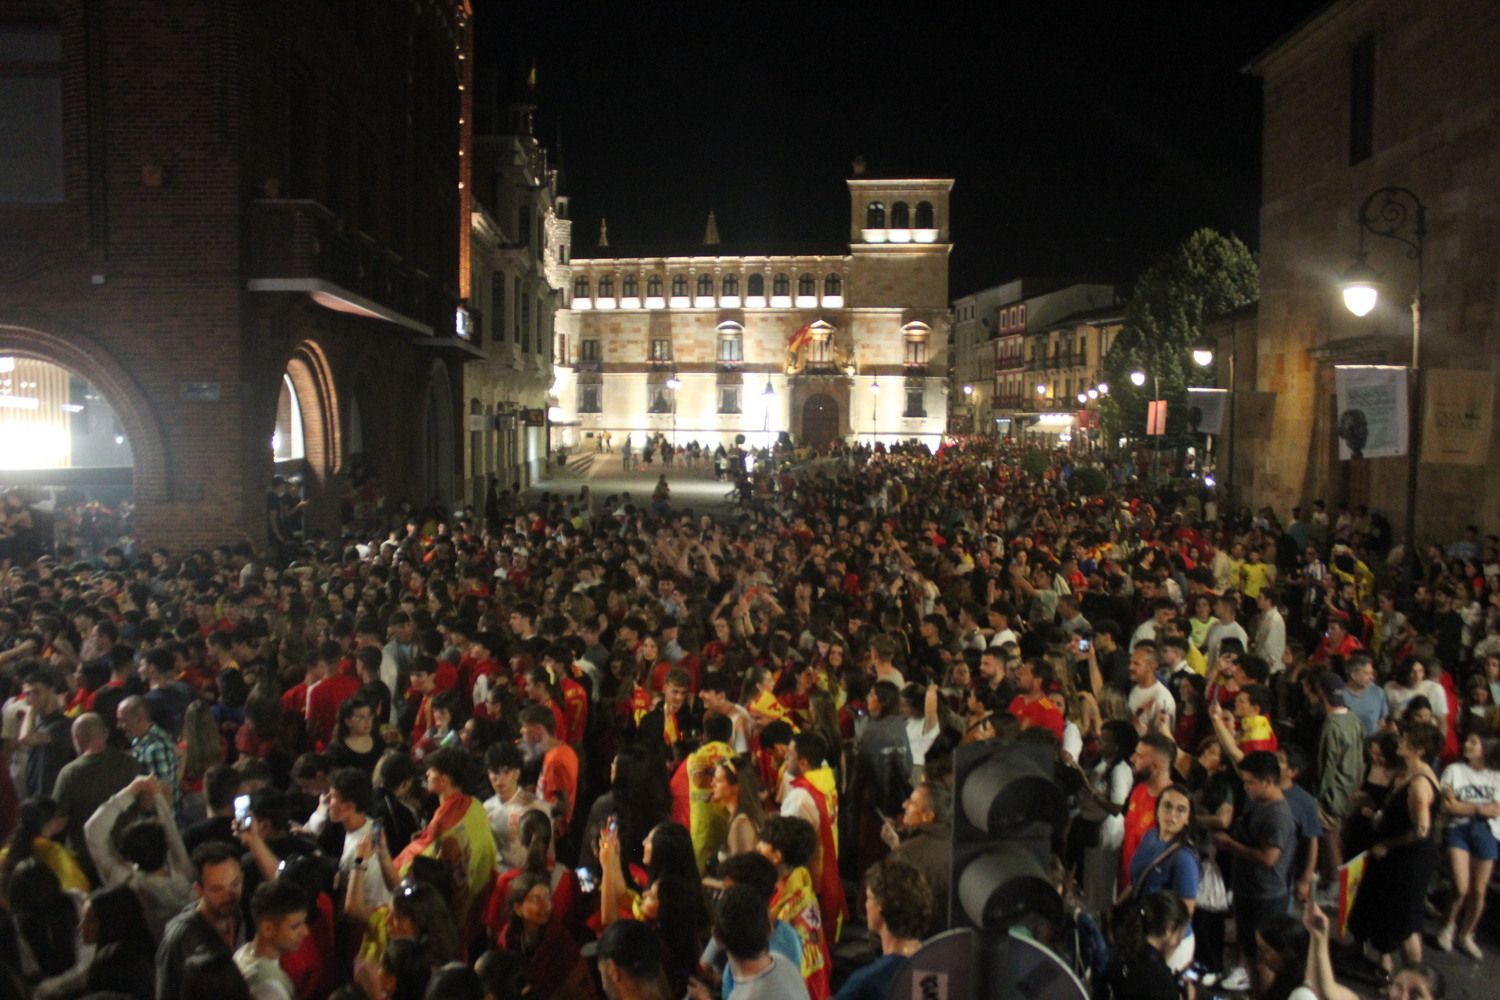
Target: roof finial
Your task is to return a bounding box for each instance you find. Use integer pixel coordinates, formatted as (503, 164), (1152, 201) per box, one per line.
(851, 156), (867, 177)
(598, 218), (609, 248)
(704, 210), (720, 246)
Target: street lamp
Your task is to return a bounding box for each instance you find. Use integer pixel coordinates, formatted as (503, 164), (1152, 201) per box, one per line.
(762, 376), (775, 449)
(1129, 370), (1146, 388)
(1342, 185), (1426, 580)
(1192, 343), (1215, 368)
(870, 377), (881, 445)
(1130, 369), (1162, 481)
(665, 375), (682, 452)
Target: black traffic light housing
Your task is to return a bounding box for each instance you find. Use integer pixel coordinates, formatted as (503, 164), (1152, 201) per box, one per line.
(950, 739), (1068, 931)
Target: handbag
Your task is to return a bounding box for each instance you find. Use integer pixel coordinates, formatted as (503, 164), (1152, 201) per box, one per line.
(1197, 850), (1232, 913)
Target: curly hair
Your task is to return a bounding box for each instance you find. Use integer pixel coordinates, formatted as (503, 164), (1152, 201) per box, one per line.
(865, 856), (934, 940)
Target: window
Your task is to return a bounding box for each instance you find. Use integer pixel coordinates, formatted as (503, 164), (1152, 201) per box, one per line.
(647, 275), (663, 298)
(0, 24), (64, 203)
(915, 201), (934, 229)
(622, 274), (638, 297)
(717, 324), (743, 362)
(808, 325), (833, 365)
(722, 274), (739, 297)
(890, 201), (910, 228)
(671, 274), (688, 297)
(573, 276), (590, 299)
(772, 273), (790, 297)
(580, 339), (600, 361)
(597, 275), (614, 298)
(697, 273), (714, 296)
(520, 293), (531, 351)
(513, 277), (522, 343)
(490, 271), (506, 343)
(650, 338), (672, 361)
(904, 389), (926, 418)
(648, 384), (674, 413)
(747, 274), (765, 297)
(798, 273), (816, 297)
(824, 273), (842, 296)
(866, 201), (885, 228)
(905, 338), (928, 365)
(579, 384), (602, 413)
(718, 386), (742, 414)
(518, 205), (531, 249)
(1019, 304), (1027, 327)
(1349, 32), (1375, 165)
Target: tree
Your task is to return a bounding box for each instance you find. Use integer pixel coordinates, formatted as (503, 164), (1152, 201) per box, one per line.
(1099, 229), (1257, 459)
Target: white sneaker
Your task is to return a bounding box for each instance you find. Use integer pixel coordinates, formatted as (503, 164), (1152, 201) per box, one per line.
(1460, 935), (1483, 960)
(1221, 967), (1251, 992)
(1436, 923), (1455, 952)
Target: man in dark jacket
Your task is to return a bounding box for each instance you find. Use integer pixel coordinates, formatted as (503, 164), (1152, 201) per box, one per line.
(881, 781), (953, 930)
(157, 842), (245, 999)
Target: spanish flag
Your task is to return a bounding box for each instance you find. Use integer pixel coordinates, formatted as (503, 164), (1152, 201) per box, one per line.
(788, 323), (814, 353)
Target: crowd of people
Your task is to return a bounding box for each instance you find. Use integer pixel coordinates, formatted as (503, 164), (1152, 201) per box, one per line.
(0, 435), (1491, 1000)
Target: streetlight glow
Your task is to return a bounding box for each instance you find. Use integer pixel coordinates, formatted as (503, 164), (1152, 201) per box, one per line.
(1340, 257), (1381, 317)
(962, 383), (973, 396)
(1129, 370), (1146, 387)
(1097, 383), (1108, 395)
(1035, 383), (1047, 395)
(870, 379), (880, 394)
(1087, 388), (1098, 400)
(1077, 392), (1087, 404)
(665, 376), (682, 390)
(1192, 347), (1214, 367)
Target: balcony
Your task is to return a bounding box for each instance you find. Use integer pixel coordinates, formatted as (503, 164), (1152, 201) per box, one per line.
(246, 199), (453, 337)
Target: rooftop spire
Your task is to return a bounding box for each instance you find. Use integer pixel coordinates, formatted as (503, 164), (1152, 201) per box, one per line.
(598, 218), (609, 248)
(704, 210), (720, 246)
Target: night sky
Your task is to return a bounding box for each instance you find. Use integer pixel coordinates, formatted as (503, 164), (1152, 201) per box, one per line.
(475, 2), (1325, 297)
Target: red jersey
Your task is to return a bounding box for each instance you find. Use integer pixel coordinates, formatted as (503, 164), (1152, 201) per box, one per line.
(306, 671), (361, 748)
(1120, 783), (1160, 885)
(1008, 694), (1065, 741)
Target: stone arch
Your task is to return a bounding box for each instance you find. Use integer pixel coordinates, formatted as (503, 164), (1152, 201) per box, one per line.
(420, 361), (456, 504)
(282, 339), (342, 483)
(0, 323), (169, 503)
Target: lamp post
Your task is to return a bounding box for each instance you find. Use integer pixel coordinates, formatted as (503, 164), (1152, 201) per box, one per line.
(962, 383), (973, 435)
(665, 375), (682, 453)
(1191, 337), (1237, 498)
(762, 376), (775, 449)
(870, 377), (881, 445)
(1130, 368), (1163, 482)
(1341, 185), (1426, 581)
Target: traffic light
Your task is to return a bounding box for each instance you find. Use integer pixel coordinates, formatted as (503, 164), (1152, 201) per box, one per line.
(950, 740), (1067, 931)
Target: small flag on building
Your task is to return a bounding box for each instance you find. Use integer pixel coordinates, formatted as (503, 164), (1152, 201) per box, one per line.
(1147, 399), (1168, 436)
(788, 323), (814, 353)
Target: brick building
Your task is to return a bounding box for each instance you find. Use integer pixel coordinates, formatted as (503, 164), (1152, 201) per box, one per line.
(1247, 0), (1500, 540)
(0, 1), (474, 549)
(552, 176), (953, 452)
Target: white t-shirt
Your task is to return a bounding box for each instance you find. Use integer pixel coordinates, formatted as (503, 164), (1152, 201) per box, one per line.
(1441, 762), (1500, 837)
(339, 819), (393, 912)
(234, 943), (295, 1000)
(1129, 680), (1176, 734)
(906, 717), (940, 769)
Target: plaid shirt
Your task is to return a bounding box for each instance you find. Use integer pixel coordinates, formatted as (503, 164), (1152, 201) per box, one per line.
(131, 724), (180, 804)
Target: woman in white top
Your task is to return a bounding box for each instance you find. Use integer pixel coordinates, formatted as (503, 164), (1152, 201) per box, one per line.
(1385, 659), (1445, 724)
(1072, 720), (1136, 915)
(1437, 732), (1500, 957)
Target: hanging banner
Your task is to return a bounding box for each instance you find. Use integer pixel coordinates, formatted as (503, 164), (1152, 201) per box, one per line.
(1186, 388), (1229, 436)
(1146, 399), (1167, 436)
(1334, 365), (1408, 460)
(1422, 369), (1493, 466)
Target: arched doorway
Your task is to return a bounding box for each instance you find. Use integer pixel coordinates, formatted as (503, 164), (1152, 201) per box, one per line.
(420, 362), (456, 504)
(279, 341), (342, 484)
(801, 394), (840, 448)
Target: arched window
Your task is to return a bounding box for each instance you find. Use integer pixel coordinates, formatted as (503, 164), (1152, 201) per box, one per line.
(622, 274), (638, 297)
(572, 276), (590, 298)
(890, 202), (910, 228)
(722, 274), (739, 297)
(747, 274), (765, 297)
(798, 273), (816, 297)
(903, 323), (930, 367)
(697, 273), (714, 296)
(646, 275), (663, 298)
(808, 321), (834, 365)
(772, 273), (790, 297)
(915, 201), (935, 229)
(824, 273), (842, 296)
(671, 274), (688, 297)
(865, 201), (885, 228)
(717, 322), (744, 362)
(597, 275), (614, 298)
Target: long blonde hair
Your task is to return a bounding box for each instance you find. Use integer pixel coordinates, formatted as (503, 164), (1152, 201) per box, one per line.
(180, 699), (223, 782)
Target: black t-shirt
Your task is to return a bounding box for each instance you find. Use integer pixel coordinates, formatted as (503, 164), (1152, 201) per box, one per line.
(1103, 948), (1181, 1000)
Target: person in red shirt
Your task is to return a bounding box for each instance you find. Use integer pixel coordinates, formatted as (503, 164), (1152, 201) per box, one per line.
(1120, 732), (1177, 887)
(542, 645), (587, 746)
(522, 704), (578, 835)
(1008, 657), (1065, 741)
(407, 656), (441, 746)
(306, 639), (361, 749)
(524, 667), (570, 744)
(1309, 614), (1363, 666)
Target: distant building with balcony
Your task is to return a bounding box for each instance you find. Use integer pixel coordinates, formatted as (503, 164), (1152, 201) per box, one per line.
(463, 98), (568, 506)
(1026, 304), (1124, 449)
(0, 1), (473, 546)
(552, 175), (953, 451)
(973, 281), (1119, 437)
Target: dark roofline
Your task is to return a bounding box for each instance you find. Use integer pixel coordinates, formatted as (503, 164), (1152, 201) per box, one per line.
(1244, 0), (1345, 75)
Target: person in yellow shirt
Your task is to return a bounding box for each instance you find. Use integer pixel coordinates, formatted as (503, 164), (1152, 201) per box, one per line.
(1239, 546), (1275, 601)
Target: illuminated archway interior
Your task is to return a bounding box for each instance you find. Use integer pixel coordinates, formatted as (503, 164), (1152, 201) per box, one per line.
(0, 356), (133, 471)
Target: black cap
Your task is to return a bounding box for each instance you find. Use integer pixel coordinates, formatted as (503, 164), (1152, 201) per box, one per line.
(593, 919), (662, 980)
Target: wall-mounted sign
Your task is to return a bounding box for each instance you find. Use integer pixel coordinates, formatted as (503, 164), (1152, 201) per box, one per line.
(180, 382), (221, 402)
